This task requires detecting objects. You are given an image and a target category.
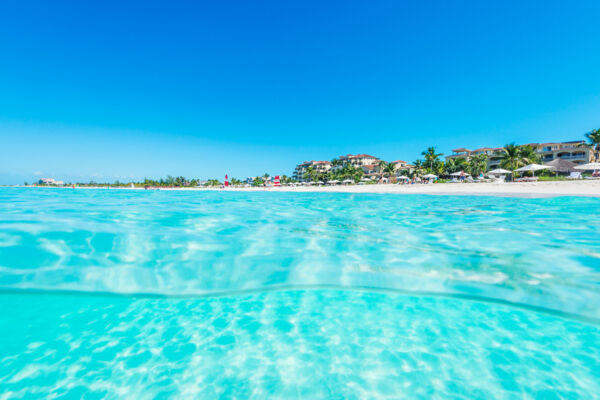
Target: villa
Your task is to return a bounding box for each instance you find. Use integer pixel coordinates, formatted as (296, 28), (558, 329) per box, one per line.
(292, 160), (331, 182)
(445, 140), (596, 169)
(332, 154), (380, 171)
(526, 141), (596, 165)
(38, 178), (65, 186)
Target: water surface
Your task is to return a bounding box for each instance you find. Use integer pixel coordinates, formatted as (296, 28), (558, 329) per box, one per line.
(1, 188), (599, 398)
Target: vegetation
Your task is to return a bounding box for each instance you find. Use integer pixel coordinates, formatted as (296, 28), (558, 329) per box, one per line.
(583, 128), (600, 161)
(30, 128), (598, 187)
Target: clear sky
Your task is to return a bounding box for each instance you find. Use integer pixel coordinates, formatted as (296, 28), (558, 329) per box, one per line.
(1, 0), (599, 184)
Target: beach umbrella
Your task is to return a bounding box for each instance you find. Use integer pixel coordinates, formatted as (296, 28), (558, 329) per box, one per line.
(397, 175), (409, 180)
(328, 180), (340, 184)
(423, 174), (437, 179)
(361, 177), (372, 181)
(545, 159), (577, 174)
(317, 181), (325, 185)
(488, 168), (511, 175)
(342, 179), (354, 184)
(575, 162), (600, 171)
(515, 164), (555, 177)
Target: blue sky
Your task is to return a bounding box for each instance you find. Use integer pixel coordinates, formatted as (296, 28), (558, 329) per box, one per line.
(1, 0), (599, 184)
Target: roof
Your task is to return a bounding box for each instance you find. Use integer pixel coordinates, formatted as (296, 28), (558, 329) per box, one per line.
(313, 161), (331, 164)
(545, 158), (578, 172)
(362, 164), (378, 170)
(348, 154), (378, 159)
(391, 160), (406, 164)
(471, 147), (495, 152)
(452, 148), (471, 153)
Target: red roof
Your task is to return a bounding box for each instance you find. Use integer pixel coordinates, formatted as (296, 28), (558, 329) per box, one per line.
(392, 160), (406, 164)
(452, 148), (471, 153)
(313, 161), (331, 164)
(349, 154), (378, 159)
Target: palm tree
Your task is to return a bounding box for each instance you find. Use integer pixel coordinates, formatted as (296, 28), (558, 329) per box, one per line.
(468, 154), (488, 176)
(500, 143), (521, 179)
(444, 157), (468, 174)
(305, 166), (316, 182)
(518, 145), (540, 165)
(381, 161), (396, 183)
(421, 147), (443, 173)
(412, 160), (424, 177)
(583, 128), (600, 161)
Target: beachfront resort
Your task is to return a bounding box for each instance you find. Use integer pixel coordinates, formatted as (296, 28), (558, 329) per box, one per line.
(28, 129), (600, 189)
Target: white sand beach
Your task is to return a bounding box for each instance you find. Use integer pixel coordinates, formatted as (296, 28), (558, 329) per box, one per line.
(22, 180), (600, 197)
(202, 180), (600, 197)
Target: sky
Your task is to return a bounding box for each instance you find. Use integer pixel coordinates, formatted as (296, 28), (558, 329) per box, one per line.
(1, 0), (599, 184)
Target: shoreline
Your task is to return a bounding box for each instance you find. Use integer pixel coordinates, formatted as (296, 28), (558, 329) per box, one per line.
(8, 180), (600, 197)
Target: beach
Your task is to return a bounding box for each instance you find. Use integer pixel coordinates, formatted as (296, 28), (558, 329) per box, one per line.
(22, 179), (600, 197)
(193, 180), (600, 197)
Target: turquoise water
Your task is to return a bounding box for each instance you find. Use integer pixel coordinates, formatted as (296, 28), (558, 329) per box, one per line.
(1, 188), (599, 398)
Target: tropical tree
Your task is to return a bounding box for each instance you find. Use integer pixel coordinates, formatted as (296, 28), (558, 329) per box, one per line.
(304, 166), (316, 182)
(518, 145), (540, 165)
(444, 157), (468, 174)
(412, 160), (424, 177)
(500, 143), (522, 179)
(330, 158), (342, 167)
(381, 161), (396, 183)
(421, 147), (444, 173)
(583, 128), (600, 161)
(468, 154), (488, 176)
(252, 177), (264, 187)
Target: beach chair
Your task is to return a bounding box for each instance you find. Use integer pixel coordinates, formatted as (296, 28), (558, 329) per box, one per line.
(566, 172), (582, 180)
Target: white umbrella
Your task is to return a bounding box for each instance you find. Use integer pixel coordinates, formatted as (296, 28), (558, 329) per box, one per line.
(397, 175), (409, 180)
(423, 174), (437, 179)
(328, 180), (340, 184)
(308, 181), (317, 185)
(342, 179), (354, 184)
(488, 168), (511, 175)
(515, 164), (555, 177)
(361, 177), (372, 181)
(575, 162), (600, 171)
(317, 181), (325, 185)
(450, 171), (470, 176)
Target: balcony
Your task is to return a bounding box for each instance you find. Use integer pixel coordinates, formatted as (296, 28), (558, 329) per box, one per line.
(557, 153), (586, 160)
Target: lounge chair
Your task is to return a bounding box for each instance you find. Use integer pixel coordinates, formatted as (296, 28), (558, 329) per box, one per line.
(566, 172), (582, 180)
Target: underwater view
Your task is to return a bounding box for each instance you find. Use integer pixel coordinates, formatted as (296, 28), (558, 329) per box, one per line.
(1, 188), (599, 398)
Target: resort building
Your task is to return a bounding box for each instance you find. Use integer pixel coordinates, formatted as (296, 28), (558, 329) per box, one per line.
(445, 147), (505, 169)
(292, 160), (331, 182)
(445, 140), (595, 169)
(391, 160), (414, 172)
(525, 141), (595, 165)
(361, 163), (380, 178)
(332, 154), (380, 171)
(38, 178), (64, 186)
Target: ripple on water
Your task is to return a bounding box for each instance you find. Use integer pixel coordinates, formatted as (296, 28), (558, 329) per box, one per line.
(1, 189), (599, 319)
(0, 290), (598, 399)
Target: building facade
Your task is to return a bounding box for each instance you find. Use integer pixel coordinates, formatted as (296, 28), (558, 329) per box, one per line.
(445, 141), (594, 169)
(292, 160), (331, 182)
(526, 141), (594, 165)
(332, 154), (380, 171)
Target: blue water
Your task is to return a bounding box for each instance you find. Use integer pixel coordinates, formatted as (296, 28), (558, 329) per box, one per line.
(1, 188), (599, 398)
